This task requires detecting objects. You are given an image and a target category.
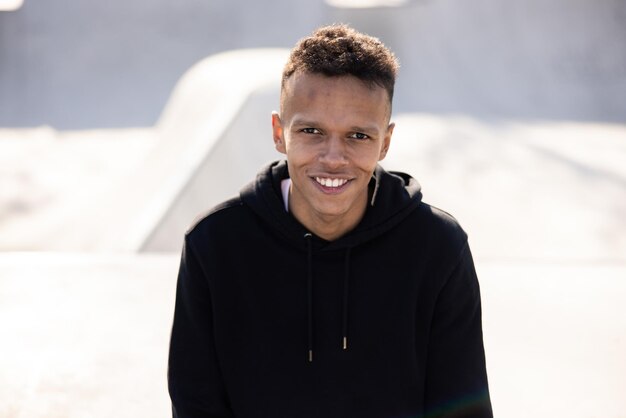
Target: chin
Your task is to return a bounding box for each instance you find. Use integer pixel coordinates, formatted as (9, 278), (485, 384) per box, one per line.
(314, 203), (351, 218)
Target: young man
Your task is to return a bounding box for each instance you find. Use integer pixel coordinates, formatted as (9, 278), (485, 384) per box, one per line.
(168, 25), (492, 418)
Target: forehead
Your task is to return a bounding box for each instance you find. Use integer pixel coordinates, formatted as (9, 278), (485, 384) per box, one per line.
(281, 72), (391, 121)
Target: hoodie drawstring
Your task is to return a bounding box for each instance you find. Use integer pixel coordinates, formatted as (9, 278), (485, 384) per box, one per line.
(304, 233), (353, 362)
(304, 233), (314, 362)
(342, 247), (351, 351)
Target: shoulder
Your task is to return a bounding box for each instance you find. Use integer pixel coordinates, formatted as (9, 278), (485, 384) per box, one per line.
(398, 201), (470, 278)
(184, 195), (250, 245)
(411, 201), (468, 247)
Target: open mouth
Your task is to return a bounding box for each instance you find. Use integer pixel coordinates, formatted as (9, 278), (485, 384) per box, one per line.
(314, 177), (349, 188)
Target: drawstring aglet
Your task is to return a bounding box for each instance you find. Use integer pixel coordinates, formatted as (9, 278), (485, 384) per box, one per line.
(343, 336), (348, 350)
(308, 350), (313, 362)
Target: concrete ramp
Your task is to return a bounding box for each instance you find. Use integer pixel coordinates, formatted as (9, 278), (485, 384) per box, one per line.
(99, 49), (288, 252)
(0, 49), (288, 252)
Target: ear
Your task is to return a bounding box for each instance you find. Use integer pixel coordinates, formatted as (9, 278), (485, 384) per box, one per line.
(378, 122), (394, 161)
(272, 111), (286, 154)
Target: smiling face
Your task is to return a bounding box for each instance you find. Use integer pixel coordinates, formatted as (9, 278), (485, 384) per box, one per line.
(272, 71), (394, 240)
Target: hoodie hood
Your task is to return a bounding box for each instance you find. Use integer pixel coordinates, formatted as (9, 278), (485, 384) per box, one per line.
(240, 160), (423, 251)
(240, 160), (423, 361)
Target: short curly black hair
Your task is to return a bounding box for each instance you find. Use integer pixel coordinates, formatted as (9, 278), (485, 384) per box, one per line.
(282, 24), (399, 104)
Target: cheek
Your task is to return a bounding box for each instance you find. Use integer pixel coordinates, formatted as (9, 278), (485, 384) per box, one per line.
(349, 146), (384, 170)
(285, 139), (319, 162)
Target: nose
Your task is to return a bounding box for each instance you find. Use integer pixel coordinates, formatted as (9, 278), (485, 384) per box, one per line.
(319, 135), (348, 169)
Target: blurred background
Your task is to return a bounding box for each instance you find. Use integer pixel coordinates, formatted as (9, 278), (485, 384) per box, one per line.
(2, 0), (626, 128)
(1, 0), (625, 417)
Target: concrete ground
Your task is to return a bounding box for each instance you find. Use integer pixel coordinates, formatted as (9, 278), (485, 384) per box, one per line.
(0, 127), (157, 251)
(385, 115), (626, 263)
(1, 254), (624, 417)
(0, 253), (178, 418)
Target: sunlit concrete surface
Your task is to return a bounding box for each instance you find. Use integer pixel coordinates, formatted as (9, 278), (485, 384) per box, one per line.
(0, 127), (157, 251)
(326, 0), (409, 8)
(0, 253), (180, 418)
(2, 114), (625, 259)
(1, 253), (624, 417)
(0, 0), (23, 11)
(0, 49), (287, 252)
(140, 49), (287, 251)
(478, 262), (626, 418)
(384, 115), (626, 262)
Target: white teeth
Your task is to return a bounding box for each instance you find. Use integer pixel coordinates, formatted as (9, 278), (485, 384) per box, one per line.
(315, 177), (348, 188)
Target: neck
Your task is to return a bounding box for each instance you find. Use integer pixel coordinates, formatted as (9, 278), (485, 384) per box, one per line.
(288, 192), (368, 242)
(303, 211), (365, 241)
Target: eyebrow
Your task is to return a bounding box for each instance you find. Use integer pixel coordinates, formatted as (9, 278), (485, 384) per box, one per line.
(290, 118), (318, 127)
(291, 118), (379, 134)
(349, 125), (379, 134)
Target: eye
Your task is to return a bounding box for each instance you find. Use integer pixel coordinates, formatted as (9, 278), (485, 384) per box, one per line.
(349, 132), (369, 140)
(301, 128), (321, 134)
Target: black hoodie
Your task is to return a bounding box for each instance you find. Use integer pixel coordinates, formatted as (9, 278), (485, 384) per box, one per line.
(168, 160), (492, 418)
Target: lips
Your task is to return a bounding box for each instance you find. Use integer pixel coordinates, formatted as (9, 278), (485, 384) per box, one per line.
(314, 177), (349, 188)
